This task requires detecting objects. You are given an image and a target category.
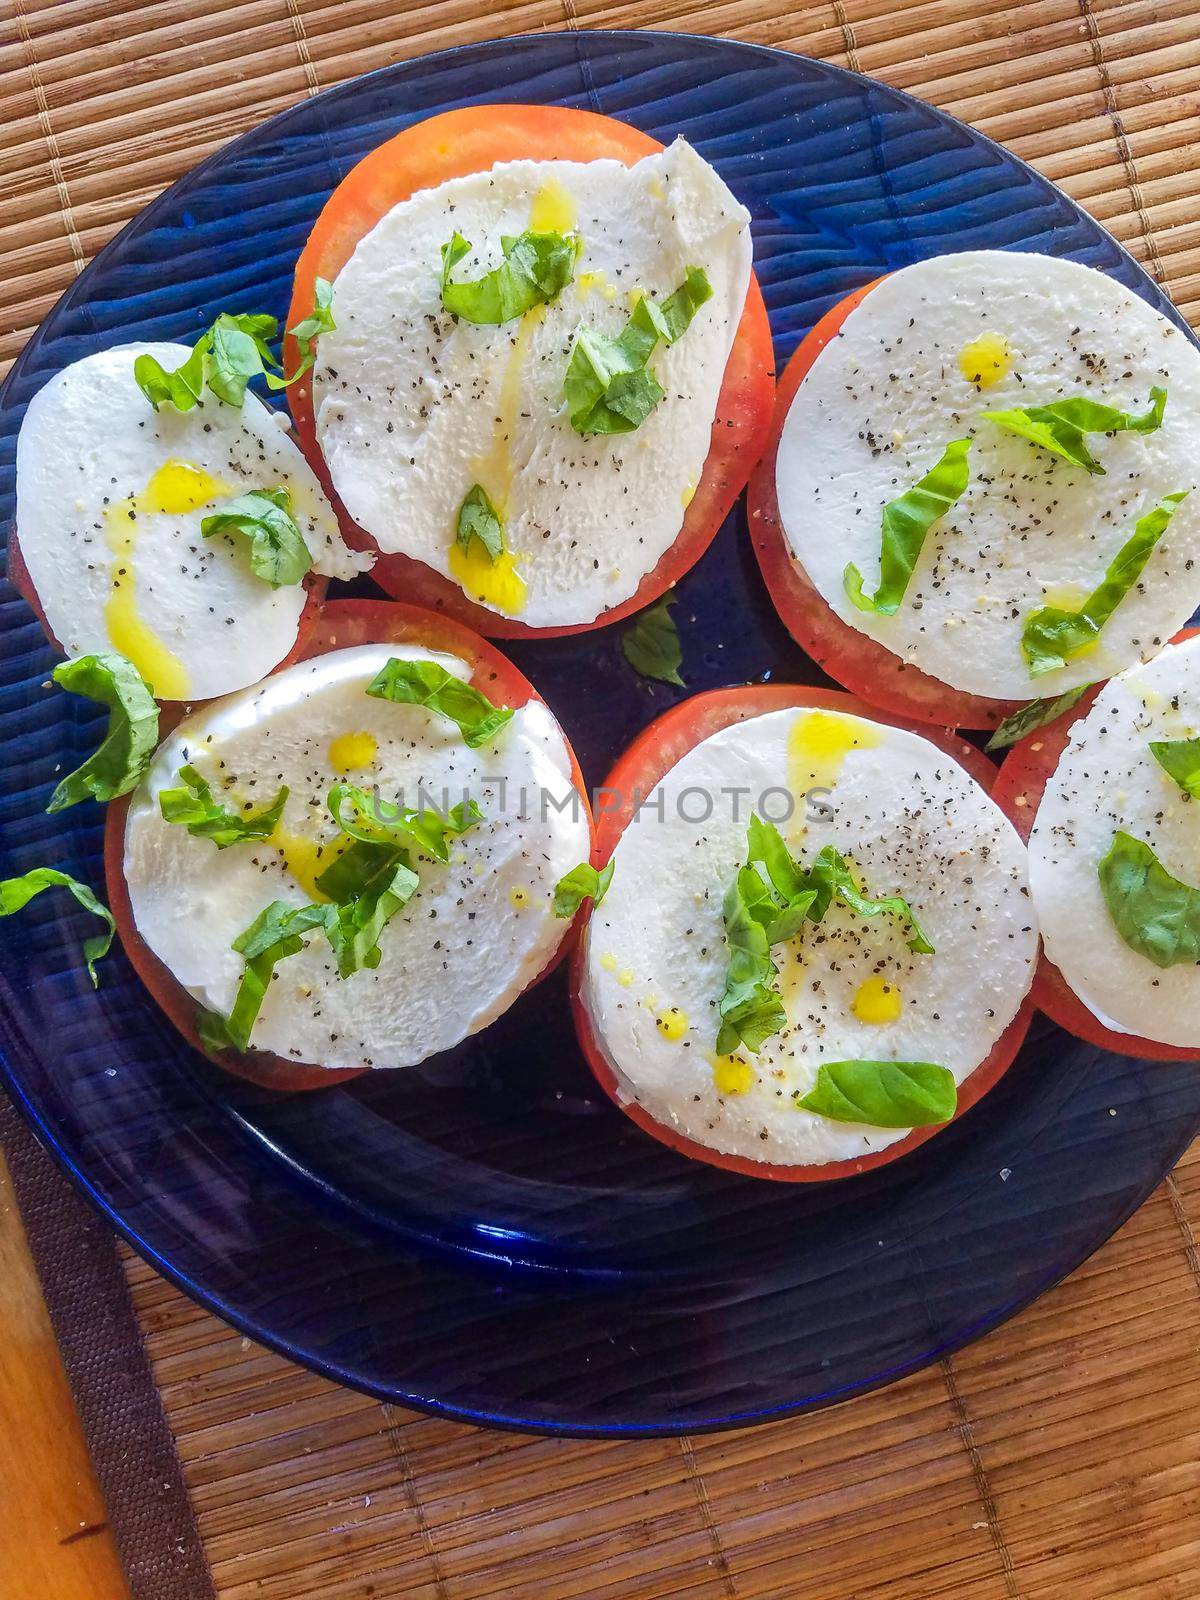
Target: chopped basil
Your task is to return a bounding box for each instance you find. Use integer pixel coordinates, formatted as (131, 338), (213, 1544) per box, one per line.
(794, 1060), (956, 1127)
(1149, 736), (1200, 799)
(553, 860), (614, 919)
(564, 267), (712, 436)
(716, 819), (933, 1055)
(0, 868), (114, 987)
(159, 765), (288, 849)
(47, 653), (159, 812)
(807, 845), (935, 954)
(201, 487), (312, 588)
(1098, 829), (1200, 968)
(621, 591), (684, 686)
(134, 282), (335, 412)
(327, 782), (481, 864)
(456, 483), (504, 564)
(199, 900), (330, 1052)
(366, 658), (513, 748)
(287, 277), (336, 379)
(984, 387), (1166, 475)
(843, 438), (971, 615)
(440, 230), (579, 325)
(1021, 491), (1189, 677)
(322, 854), (420, 980)
(985, 686), (1092, 752)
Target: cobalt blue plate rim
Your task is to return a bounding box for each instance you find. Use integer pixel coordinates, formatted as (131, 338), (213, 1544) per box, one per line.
(1, 29), (1198, 1438)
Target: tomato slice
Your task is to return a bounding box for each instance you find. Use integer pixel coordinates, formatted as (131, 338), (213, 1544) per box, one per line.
(285, 104), (774, 639)
(7, 524), (328, 697)
(106, 599), (595, 1092)
(571, 683), (1033, 1181)
(746, 282), (1021, 733)
(992, 632), (1200, 1063)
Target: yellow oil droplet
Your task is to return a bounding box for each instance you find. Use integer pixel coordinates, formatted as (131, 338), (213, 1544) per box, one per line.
(103, 458), (230, 698)
(140, 460), (229, 514)
(958, 333), (1011, 390)
(852, 975), (903, 1025)
(647, 176), (666, 202)
(272, 828), (343, 902)
(712, 1055), (754, 1096)
(328, 731), (378, 774)
(655, 1007), (688, 1041)
(788, 710), (881, 799)
(529, 178), (578, 234)
(448, 539), (528, 615)
(617, 968), (635, 988)
(600, 952), (618, 973)
(681, 478), (697, 509)
(509, 885), (531, 910)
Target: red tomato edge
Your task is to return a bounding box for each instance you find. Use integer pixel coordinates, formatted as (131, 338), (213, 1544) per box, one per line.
(105, 598), (597, 1093)
(745, 281), (1023, 733)
(992, 630), (1200, 1064)
(282, 105), (775, 639)
(570, 682), (1035, 1181)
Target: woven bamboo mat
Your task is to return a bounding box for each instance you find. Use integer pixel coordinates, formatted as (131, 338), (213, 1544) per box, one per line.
(6, 0), (1200, 1594)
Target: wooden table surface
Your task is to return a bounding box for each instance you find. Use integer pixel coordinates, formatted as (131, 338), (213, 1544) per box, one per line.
(4, 2), (1200, 1597)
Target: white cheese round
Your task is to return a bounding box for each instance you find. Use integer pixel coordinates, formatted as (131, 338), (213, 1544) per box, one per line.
(16, 343), (369, 700)
(775, 251), (1200, 701)
(313, 138), (752, 629)
(123, 643), (591, 1069)
(582, 705), (1037, 1167)
(1029, 633), (1200, 1046)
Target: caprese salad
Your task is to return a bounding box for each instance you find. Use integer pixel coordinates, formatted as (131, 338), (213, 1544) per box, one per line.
(4, 101), (1197, 1182)
(750, 250), (1200, 731)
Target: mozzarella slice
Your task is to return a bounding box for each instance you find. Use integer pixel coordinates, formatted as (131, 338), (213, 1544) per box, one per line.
(123, 644), (590, 1069)
(1029, 633), (1200, 1046)
(16, 343), (369, 700)
(583, 707), (1037, 1167)
(775, 251), (1200, 701)
(313, 138), (751, 629)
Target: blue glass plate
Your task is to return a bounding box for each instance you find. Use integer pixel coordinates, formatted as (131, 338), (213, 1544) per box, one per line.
(2, 31), (1198, 1437)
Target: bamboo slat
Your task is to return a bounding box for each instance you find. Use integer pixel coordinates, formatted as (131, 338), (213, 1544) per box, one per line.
(5, 1), (1200, 1594)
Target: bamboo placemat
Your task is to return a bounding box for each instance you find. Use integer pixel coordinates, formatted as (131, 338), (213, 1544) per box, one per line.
(6, 1), (1200, 1595)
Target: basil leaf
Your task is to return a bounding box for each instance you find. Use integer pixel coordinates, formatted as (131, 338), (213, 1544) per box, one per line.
(313, 838), (392, 904)
(366, 658), (514, 748)
(1021, 491), (1189, 678)
(0, 868), (114, 987)
(159, 764), (288, 849)
(553, 860), (614, 919)
(1150, 737), (1200, 799)
(717, 868), (786, 1056)
(985, 387), (1166, 475)
(714, 818), (933, 1055)
(564, 267), (712, 437)
(440, 230), (579, 325)
(323, 855), (420, 979)
(327, 782), (482, 864)
(287, 277), (335, 381)
(808, 845), (935, 954)
(985, 685), (1092, 752)
(201, 487), (312, 588)
(456, 483), (504, 563)
(47, 653), (159, 812)
(843, 438), (971, 615)
(621, 592), (684, 686)
(134, 290), (334, 414)
(1098, 829), (1200, 968)
(795, 1060), (956, 1127)
(203, 900), (330, 1052)
(133, 342), (206, 412)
